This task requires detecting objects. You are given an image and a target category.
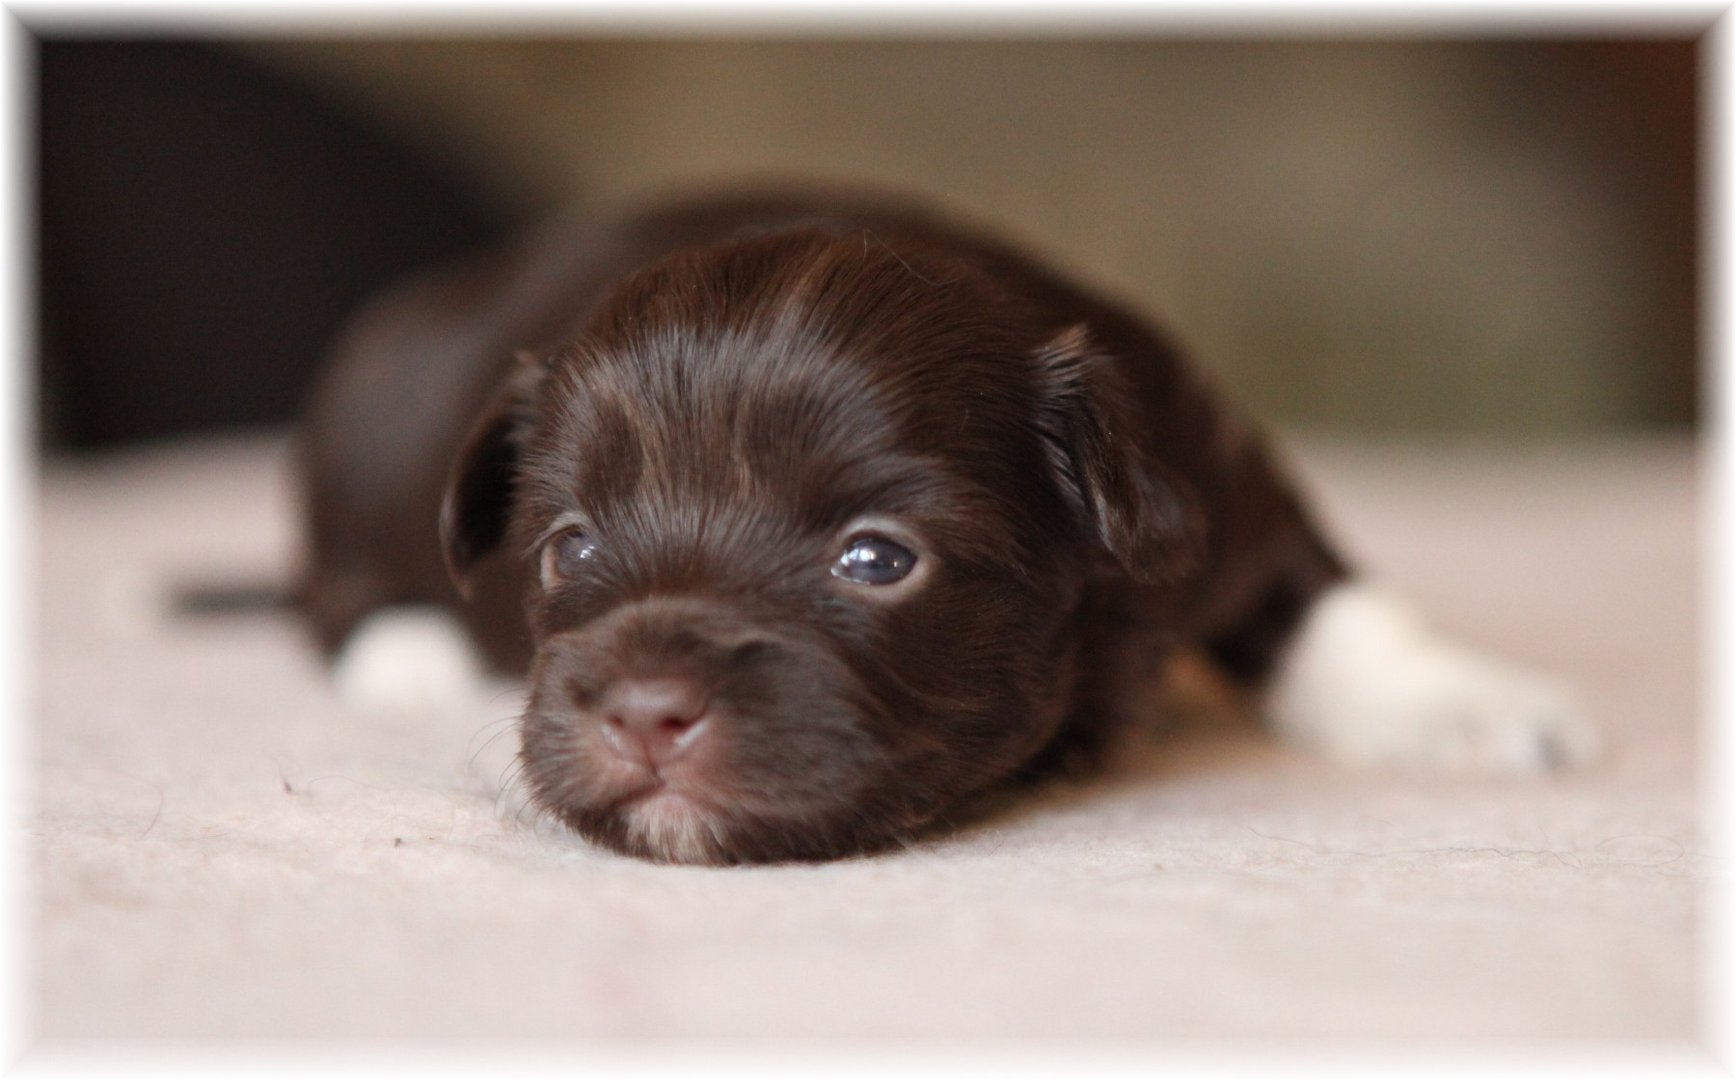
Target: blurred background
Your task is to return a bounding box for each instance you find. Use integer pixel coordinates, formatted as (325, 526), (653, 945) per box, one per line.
(36, 36), (1699, 451)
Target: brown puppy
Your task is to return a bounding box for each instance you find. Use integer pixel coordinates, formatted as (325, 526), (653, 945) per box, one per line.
(298, 189), (1593, 864)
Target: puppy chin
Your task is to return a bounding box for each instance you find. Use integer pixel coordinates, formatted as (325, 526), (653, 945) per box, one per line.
(621, 790), (726, 865)
(557, 767), (894, 866)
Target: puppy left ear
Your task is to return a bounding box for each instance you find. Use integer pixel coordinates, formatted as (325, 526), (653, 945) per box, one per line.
(1034, 325), (1206, 585)
(439, 352), (545, 593)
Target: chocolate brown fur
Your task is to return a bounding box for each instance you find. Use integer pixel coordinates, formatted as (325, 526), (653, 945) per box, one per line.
(298, 188), (1347, 864)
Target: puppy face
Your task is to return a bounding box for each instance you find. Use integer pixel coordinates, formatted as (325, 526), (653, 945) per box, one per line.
(442, 228), (1198, 863)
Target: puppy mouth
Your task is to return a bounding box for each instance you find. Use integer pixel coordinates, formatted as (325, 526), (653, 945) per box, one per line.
(546, 749), (878, 865)
(599, 757), (714, 808)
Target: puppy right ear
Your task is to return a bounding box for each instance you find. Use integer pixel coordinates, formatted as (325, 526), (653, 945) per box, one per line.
(439, 354), (545, 592)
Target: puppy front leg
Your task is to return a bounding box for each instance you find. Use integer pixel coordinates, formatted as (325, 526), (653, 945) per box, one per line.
(330, 605), (490, 716)
(1183, 448), (1597, 773)
(1260, 579), (1598, 772)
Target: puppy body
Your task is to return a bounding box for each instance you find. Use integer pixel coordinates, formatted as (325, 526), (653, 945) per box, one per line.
(299, 189), (1589, 864)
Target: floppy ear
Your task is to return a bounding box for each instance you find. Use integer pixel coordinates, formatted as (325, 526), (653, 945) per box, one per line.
(439, 353), (546, 593)
(1034, 324), (1205, 585)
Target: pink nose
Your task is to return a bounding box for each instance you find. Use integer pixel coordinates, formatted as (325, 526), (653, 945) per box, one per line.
(597, 677), (710, 769)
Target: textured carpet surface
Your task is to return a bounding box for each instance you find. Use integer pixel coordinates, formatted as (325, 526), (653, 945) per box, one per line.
(32, 434), (1703, 1043)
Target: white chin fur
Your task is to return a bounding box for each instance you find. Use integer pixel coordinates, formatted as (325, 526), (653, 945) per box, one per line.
(330, 606), (487, 716)
(626, 792), (722, 865)
(1265, 581), (1598, 773)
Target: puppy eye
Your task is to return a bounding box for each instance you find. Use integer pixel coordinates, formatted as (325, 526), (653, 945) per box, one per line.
(832, 536), (917, 586)
(541, 527), (599, 587)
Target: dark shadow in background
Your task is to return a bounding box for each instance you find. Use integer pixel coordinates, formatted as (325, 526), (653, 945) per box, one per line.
(37, 39), (510, 451)
(33, 37), (1700, 451)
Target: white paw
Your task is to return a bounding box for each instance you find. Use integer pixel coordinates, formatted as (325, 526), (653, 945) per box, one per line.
(1265, 582), (1598, 773)
(330, 606), (487, 716)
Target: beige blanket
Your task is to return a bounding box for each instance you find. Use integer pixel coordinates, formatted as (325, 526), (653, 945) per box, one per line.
(33, 434), (1701, 1046)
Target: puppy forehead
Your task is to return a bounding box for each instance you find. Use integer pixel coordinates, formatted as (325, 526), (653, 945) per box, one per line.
(559, 328), (902, 458)
(545, 342), (1022, 483)
(538, 333), (962, 521)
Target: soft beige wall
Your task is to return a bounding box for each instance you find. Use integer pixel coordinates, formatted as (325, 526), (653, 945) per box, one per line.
(250, 39), (1697, 435)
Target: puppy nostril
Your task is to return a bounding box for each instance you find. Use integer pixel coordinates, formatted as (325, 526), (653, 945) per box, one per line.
(597, 713), (634, 759)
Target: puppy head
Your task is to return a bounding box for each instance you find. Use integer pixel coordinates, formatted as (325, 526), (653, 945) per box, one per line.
(442, 227), (1200, 864)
